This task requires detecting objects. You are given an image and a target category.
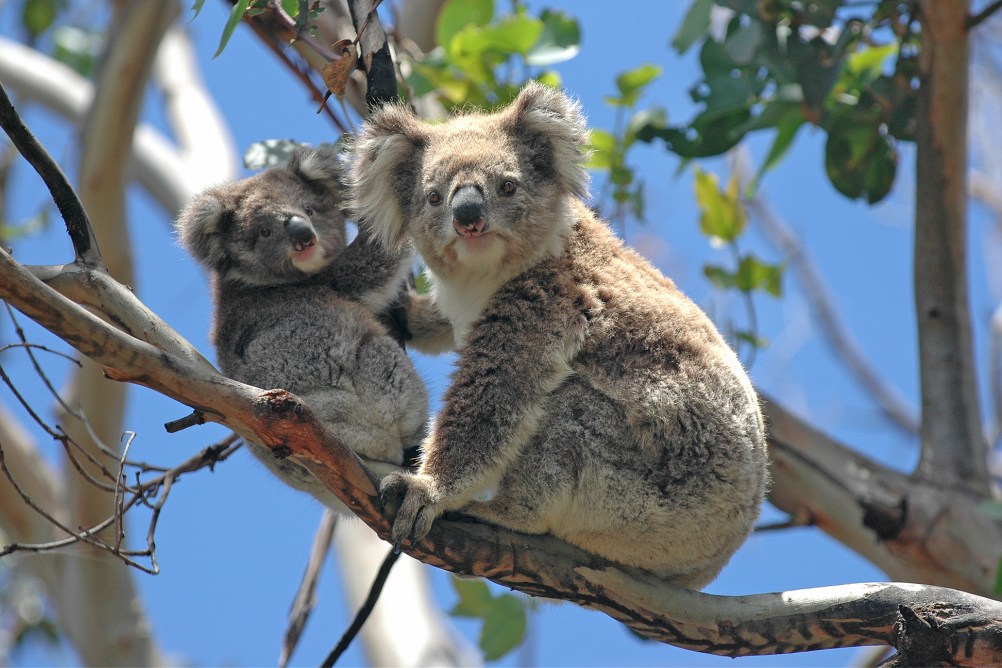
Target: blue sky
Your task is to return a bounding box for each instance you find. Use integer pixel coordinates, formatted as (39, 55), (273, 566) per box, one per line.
(3, 1), (998, 666)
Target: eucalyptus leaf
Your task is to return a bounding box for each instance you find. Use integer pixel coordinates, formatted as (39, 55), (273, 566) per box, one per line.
(670, 0), (713, 55)
(437, 0), (493, 51)
(479, 594), (527, 661)
(526, 9), (580, 66)
(449, 577), (493, 618)
(215, 0), (250, 58)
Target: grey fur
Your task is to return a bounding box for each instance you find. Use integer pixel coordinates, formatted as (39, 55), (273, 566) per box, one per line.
(176, 146), (428, 511)
(348, 83), (768, 588)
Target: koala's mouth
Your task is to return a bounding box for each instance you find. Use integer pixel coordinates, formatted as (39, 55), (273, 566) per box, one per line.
(293, 238), (317, 254)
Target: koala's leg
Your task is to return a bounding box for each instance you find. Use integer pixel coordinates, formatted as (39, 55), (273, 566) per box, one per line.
(350, 334), (428, 454)
(461, 376), (753, 588)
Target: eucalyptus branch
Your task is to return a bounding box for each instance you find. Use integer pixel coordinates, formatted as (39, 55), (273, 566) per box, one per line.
(0, 84), (100, 265)
(346, 0), (397, 108)
(968, 0), (1002, 29)
(281, 509), (338, 668)
(913, 1), (989, 495)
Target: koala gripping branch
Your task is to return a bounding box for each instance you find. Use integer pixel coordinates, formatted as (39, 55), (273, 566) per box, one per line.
(2, 244), (1002, 665)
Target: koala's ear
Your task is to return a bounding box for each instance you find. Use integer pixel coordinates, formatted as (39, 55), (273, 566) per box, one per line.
(504, 81), (589, 199)
(347, 104), (428, 248)
(288, 145), (343, 187)
(175, 193), (232, 270)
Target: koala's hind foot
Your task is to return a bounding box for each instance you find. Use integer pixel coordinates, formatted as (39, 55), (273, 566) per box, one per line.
(379, 472), (443, 549)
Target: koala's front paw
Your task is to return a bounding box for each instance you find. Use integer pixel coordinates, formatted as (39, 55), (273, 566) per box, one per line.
(379, 472), (441, 549)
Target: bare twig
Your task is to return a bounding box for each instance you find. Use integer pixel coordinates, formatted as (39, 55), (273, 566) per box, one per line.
(280, 509), (338, 668)
(969, 0), (1002, 29)
(321, 546), (400, 667)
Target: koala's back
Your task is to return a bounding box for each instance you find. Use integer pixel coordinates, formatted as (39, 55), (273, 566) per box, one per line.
(215, 275), (427, 469)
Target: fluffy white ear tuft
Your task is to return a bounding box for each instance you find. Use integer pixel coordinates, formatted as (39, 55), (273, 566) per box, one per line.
(175, 193), (230, 270)
(289, 145), (343, 185)
(347, 105), (428, 248)
(505, 81), (590, 199)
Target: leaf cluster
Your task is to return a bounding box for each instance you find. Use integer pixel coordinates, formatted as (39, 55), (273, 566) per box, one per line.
(641, 0), (919, 203)
(405, 0), (580, 109)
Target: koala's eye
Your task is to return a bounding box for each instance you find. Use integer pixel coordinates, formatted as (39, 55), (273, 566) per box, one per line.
(427, 190), (442, 206)
(259, 227), (272, 238)
(304, 205), (315, 217)
(500, 180), (517, 197)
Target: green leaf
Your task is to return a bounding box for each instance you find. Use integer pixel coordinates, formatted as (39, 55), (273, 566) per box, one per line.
(483, 15), (544, 56)
(214, 0), (250, 58)
(436, 0), (493, 50)
(21, 0), (63, 39)
(747, 112), (804, 194)
(449, 577), (493, 618)
(735, 330), (768, 348)
(670, 0), (713, 55)
(723, 20), (762, 65)
(693, 169), (746, 242)
(996, 557), (1002, 596)
(735, 255), (783, 296)
(479, 594), (527, 661)
(526, 9), (580, 66)
(191, 0), (206, 19)
(534, 70), (562, 89)
(585, 129), (616, 170)
(847, 43), (898, 76)
(414, 269), (432, 295)
(624, 107), (667, 148)
(615, 64), (662, 107)
(52, 26), (103, 77)
(824, 114), (897, 204)
(0, 208), (50, 243)
(704, 264), (736, 290)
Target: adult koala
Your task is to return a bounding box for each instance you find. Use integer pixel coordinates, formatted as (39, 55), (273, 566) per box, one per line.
(347, 83), (768, 589)
(176, 145), (428, 511)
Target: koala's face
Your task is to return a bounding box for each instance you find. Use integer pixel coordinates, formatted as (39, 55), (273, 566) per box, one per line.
(177, 147), (348, 286)
(350, 83), (590, 278)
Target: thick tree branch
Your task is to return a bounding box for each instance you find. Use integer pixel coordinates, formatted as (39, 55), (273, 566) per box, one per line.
(765, 398), (1002, 598)
(58, 4), (179, 666)
(346, 0), (397, 107)
(2, 243), (1002, 664)
(913, 1), (990, 495)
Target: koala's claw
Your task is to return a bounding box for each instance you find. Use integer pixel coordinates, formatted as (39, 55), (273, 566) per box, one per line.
(379, 472), (440, 549)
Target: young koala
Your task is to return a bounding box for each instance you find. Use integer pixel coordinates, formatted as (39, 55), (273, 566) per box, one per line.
(347, 84), (769, 588)
(176, 146), (428, 511)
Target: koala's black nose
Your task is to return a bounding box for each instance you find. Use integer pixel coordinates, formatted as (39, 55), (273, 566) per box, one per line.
(451, 185), (487, 237)
(286, 215), (317, 251)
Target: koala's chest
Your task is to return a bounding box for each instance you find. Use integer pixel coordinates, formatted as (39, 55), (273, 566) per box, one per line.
(430, 273), (506, 343)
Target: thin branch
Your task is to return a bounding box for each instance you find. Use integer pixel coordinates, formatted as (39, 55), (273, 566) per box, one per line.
(0, 84), (100, 265)
(969, 0), (1002, 29)
(280, 509), (338, 668)
(321, 546), (400, 667)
